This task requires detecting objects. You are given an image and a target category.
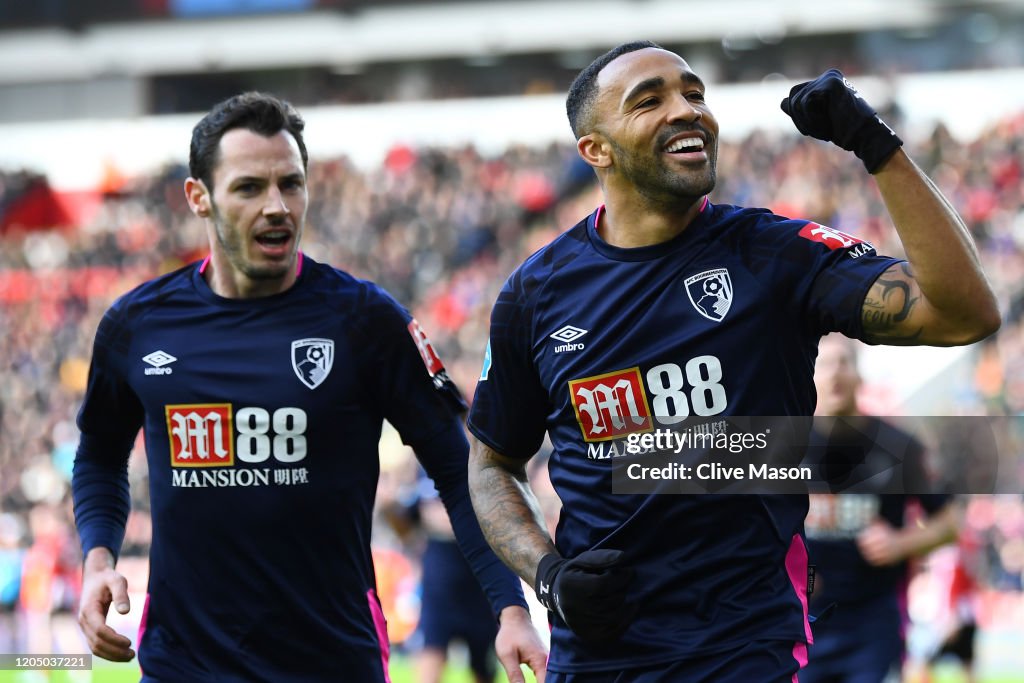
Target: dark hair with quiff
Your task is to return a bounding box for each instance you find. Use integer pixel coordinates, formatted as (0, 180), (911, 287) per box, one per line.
(565, 40), (663, 139)
(189, 91), (309, 189)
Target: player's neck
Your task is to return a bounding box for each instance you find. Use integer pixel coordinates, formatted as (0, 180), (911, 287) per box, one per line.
(598, 195), (704, 248)
(203, 253), (299, 299)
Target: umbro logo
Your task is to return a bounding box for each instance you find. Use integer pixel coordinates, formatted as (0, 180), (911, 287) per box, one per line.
(143, 350), (176, 376)
(550, 325), (587, 353)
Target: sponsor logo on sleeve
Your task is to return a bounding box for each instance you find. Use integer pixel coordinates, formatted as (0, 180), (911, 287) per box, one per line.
(407, 319), (456, 390)
(568, 367), (653, 442)
(407, 319), (444, 376)
(291, 338), (334, 389)
(685, 268), (733, 323)
(798, 222), (874, 258)
(480, 339), (492, 381)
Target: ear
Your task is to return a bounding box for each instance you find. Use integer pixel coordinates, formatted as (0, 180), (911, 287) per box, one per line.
(577, 133), (613, 170)
(184, 177), (212, 218)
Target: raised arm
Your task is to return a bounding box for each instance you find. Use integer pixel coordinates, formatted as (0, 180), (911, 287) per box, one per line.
(860, 151), (999, 345)
(781, 70), (1000, 346)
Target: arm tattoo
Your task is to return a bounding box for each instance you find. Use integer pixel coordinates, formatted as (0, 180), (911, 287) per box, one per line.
(468, 444), (555, 583)
(862, 262), (923, 343)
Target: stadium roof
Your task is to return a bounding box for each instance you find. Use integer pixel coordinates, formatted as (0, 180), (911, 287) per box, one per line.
(0, 0), (967, 85)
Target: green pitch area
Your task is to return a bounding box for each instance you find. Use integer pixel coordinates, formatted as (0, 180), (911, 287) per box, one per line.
(0, 665), (1010, 683)
(0, 654), (542, 682)
(0, 658), (1017, 683)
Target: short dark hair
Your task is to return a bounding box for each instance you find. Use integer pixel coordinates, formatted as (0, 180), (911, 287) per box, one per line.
(566, 40), (663, 139)
(189, 91), (309, 189)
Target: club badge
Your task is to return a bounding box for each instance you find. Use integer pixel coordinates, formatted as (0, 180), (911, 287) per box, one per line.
(292, 338), (334, 389)
(685, 268), (733, 323)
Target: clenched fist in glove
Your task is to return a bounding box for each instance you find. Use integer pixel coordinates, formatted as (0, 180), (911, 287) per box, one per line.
(535, 549), (637, 643)
(781, 69), (903, 174)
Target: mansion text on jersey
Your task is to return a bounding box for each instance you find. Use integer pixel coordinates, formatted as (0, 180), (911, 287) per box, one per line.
(171, 467), (310, 488)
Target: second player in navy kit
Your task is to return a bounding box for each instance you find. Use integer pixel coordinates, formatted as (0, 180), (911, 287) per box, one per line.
(72, 92), (546, 682)
(466, 41), (999, 681)
(801, 335), (959, 683)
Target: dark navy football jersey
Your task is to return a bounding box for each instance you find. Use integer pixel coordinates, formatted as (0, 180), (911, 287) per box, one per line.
(468, 199), (902, 672)
(801, 420), (947, 681)
(803, 417), (949, 605)
(74, 254), (524, 683)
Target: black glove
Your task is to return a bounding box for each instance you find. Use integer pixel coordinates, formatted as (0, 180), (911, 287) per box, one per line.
(534, 549), (637, 643)
(780, 69), (903, 174)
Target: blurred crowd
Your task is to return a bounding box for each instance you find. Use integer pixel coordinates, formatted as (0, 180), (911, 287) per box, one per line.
(1, 114), (1023, 674)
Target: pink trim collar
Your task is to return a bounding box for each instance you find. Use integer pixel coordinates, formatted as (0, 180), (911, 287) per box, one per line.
(593, 196), (708, 230)
(198, 251), (304, 275)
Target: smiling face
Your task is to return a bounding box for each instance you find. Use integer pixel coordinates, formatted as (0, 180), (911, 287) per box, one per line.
(186, 128), (308, 298)
(583, 48), (719, 205)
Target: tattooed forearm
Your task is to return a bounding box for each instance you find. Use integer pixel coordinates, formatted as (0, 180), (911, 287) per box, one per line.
(862, 263), (923, 344)
(468, 439), (556, 582)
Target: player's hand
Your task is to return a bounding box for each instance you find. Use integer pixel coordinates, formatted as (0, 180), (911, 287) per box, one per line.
(780, 69), (903, 173)
(495, 605), (548, 683)
(856, 520), (904, 566)
(78, 548), (135, 662)
(534, 549), (637, 643)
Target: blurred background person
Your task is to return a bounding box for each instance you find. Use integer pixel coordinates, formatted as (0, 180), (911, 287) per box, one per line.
(381, 467), (503, 683)
(802, 334), (960, 683)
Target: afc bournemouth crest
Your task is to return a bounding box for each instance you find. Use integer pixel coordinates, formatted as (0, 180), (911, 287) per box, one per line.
(292, 338), (334, 389)
(685, 268), (733, 323)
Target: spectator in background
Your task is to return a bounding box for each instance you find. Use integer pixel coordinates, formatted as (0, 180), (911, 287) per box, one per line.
(924, 542), (980, 683)
(0, 513), (25, 652)
(19, 503), (80, 658)
(802, 334), (960, 683)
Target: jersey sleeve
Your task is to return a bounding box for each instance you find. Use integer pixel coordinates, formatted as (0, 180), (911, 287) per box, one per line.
(72, 302), (144, 559)
(353, 284), (466, 443)
(467, 268), (549, 460)
(413, 423), (528, 615)
(753, 217), (902, 340)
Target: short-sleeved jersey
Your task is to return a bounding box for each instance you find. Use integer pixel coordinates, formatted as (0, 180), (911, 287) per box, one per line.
(74, 254), (520, 682)
(468, 200), (902, 672)
(803, 416), (949, 605)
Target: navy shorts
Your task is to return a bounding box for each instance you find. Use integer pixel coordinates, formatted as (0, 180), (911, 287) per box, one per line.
(546, 640), (805, 683)
(418, 539), (498, 678)
(800, 597), (903, 683)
